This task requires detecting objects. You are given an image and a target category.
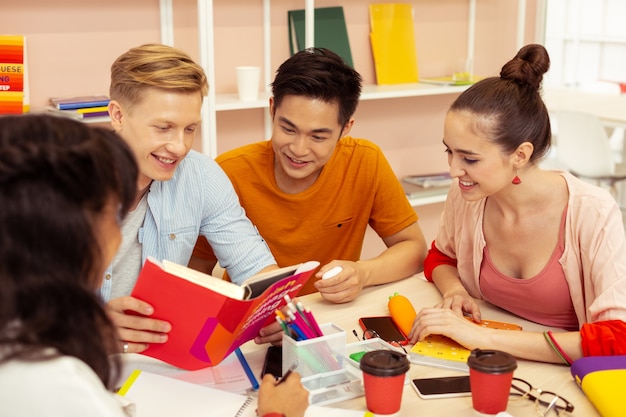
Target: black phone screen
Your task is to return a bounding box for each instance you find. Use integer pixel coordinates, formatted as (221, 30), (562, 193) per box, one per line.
(261, 346), (282, 378)
(359, 316), (408, 344)
(411, 376), (471, 399)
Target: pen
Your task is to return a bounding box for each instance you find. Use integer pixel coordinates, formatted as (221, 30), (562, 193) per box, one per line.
(275, 361), (298, 385)
(235, 348), (259, 390)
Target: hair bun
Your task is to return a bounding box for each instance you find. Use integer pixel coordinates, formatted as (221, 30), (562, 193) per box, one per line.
(500, 43), (550, 90)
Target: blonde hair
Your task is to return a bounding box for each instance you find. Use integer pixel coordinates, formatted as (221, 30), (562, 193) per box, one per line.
(109, 44), (208, 106)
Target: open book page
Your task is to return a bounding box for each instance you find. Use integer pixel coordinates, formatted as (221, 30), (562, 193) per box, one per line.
(242, 261), (320, 299)
(162, 259), (245, 299)
(119, 370), (368, 417)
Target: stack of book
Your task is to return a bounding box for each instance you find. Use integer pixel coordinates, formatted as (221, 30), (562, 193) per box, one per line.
(402, 172), (453, 188)
(400, 173), (453, 201)
(48, 94), (110, 123)
(0, 35), (29, 114)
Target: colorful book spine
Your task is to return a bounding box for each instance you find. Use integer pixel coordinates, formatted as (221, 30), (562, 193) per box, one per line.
(0, 35), (27, 114)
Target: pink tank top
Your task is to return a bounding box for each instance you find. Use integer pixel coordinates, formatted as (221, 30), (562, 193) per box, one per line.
(480, 206), (578, 330)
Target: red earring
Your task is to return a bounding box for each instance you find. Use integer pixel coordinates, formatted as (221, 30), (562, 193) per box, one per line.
(512, 170), (521, 185)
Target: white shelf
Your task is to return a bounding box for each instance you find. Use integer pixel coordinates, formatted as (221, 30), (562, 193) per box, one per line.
(214, 83), (470, 112)
(189, 0), (524, 157)
(361, 83), (470, 100)
(408, 191), (448, 207)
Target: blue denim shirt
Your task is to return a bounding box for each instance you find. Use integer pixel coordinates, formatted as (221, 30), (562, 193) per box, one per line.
(99, 150), (275, 302)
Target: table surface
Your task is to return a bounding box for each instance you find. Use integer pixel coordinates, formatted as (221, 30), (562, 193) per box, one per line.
(544, 87), (626, 127)
(124, 275), (598, 417)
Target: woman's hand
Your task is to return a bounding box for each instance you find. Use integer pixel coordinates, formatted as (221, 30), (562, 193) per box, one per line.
(436, 289), (482, 322)
(408, 307), (490, 349)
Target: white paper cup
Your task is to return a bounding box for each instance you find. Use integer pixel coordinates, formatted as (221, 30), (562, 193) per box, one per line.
(236, 66), (261, 102)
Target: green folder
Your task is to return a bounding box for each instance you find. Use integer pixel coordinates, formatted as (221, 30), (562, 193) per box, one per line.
(287, 6), (353, 68)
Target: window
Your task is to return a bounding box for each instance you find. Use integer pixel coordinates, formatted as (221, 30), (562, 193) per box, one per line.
(543, 0), (626, 89)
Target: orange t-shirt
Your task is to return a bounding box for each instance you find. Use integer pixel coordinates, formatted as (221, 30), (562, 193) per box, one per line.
(193, 136), (418, 295)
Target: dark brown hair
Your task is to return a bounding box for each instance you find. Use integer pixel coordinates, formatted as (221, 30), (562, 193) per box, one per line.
(0, 114), (137, 389)
(450, 44), (552, 163)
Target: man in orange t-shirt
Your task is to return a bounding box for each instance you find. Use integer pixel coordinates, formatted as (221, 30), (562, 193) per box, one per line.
(190, 48), (427, 303)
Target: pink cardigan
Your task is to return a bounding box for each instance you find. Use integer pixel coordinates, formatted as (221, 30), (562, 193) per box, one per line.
(428, 171), (626, 328)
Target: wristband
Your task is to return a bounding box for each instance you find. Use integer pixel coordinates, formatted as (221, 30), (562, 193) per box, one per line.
(543, 331), (572, 365)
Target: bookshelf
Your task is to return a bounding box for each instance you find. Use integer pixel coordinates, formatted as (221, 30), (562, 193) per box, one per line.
(191, 0), (529, 163)
(3, 1), (534, 223)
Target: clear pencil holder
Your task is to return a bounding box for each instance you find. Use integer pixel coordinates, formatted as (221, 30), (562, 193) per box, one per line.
(282, 322), (346, 378)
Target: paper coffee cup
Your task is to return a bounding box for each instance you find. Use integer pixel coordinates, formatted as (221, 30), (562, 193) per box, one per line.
(236, 66), (261, 102)
(360, 350), (410, 414)
(467, 349), (517, 415)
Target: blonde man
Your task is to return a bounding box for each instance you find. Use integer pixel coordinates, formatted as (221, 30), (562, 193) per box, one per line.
(103, 44), (278, 354)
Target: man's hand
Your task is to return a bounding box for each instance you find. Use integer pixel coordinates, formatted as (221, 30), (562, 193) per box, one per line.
(255, 320), (285, 346)
(314, 261), (364, 303)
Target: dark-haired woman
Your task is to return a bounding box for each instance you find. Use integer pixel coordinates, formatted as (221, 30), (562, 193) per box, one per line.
(0, 114), (308, 417)
(409, 44), (626, 364)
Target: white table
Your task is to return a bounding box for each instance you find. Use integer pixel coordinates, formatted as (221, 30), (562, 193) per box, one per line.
(124, 275), (598, 416)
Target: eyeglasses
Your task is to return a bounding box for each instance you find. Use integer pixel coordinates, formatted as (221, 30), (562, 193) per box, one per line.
(509, 377), (574, 416)
(353, 329), (408, 354)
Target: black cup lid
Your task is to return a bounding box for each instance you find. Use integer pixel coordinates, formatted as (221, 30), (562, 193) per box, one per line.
(359, 349), (410, 377)
(467, 349), (517, 374)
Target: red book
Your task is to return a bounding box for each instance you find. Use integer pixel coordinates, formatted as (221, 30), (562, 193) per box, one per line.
(130, 257), (319, 370)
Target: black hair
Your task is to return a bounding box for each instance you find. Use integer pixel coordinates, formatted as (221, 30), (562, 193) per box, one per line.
(271, 47), (363, 127)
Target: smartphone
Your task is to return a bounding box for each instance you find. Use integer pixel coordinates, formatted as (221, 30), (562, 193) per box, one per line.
(411, 376), (471, 399)
(358, 316), (408, 345)
(261, 346), (282, 378)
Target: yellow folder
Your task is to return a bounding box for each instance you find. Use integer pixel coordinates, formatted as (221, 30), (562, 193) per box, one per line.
(369, 4), (419, 85)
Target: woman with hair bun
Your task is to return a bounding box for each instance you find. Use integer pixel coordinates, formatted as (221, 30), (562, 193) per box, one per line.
(409, 44), (626, 364)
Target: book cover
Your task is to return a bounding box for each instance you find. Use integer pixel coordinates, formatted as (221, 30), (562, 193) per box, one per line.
(0, 62), (24, 91)
(0, 35), (27, 114)
(369, 4), (419, 84)
(0, 91), (24, 114)
(287, 6), (353, 68)
(49, 94), (110, 110)
(409, 319), (522, 371)
(130, 257), (319, 370)
(571, 355), (626, 417)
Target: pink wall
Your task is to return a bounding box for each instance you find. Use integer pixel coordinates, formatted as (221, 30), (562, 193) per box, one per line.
(3, 0), (538, 246)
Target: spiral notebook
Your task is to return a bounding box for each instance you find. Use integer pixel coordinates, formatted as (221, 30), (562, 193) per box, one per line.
(409, 319), (522, 371)
(119, 369), (367, 417)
